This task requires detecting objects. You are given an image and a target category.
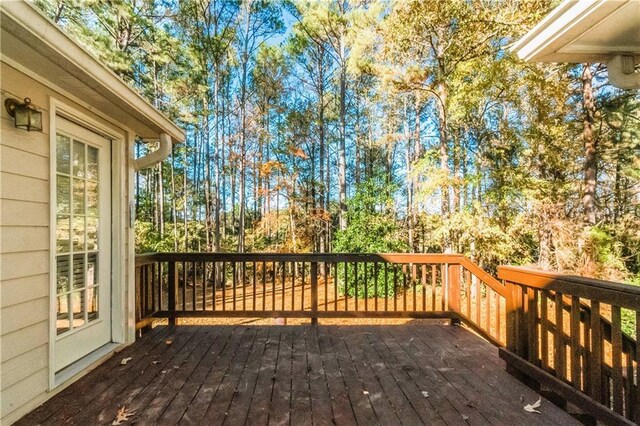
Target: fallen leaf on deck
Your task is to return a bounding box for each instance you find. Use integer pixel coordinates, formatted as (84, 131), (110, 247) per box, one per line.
(120, 357), (132, 365)
(165, 340), (173, 345)
(112, 406), (136, 425)
(421, 391), (429, 398)
(523, 397), (541, 414)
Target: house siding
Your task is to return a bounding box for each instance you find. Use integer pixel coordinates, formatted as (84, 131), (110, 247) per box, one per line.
(0, 62), (134, 424)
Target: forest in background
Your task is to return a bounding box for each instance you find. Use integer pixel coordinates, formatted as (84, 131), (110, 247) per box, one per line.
(36, 0), (640, 283)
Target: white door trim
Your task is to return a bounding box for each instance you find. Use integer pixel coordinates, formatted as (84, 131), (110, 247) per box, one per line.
(48, 97), (128, 390)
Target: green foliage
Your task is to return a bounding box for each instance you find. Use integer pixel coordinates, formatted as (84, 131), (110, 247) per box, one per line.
(333, 177), (408, 297)
(38, 0), (639, 292)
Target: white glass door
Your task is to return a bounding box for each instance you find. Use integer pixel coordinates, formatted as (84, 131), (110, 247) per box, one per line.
(54, 117), (111, 372)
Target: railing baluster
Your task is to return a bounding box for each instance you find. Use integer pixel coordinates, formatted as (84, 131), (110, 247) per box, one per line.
(311, 261), (318, 325)
(375, 262), (379, 312)
(364, 262), (368, 312)
(262, 261), (266, 311)
(554, 291), (565, 380)
(412, 264), (417, 312)
(281, 261), (286, 311)
(402, 264), (407, 312)
(253, 261), (257, 311)
(344, 262), (348, 312)
(384, 262), (389, 312)
(354, 261), (359, 312)
(611, 306), (624, 414)
(191, 261), (196, 311)
(393, 266), (398, 312)
(333, 262), (338, 311)
(301, 261), (306, 311)
(421, 264), (426, 312)
(431, 265), (436, 311)
(540, 290), (549, 369)
(324, 262), (328, 312)
(242, 262), (246, 311)
(570, 296), (581, 389)
(527, 288), (537, 365)
(465, 269), (471, 318)
(485, 285), (491, 332)
(167, 260), (177, 325)
(272, 261), (276, 311)
(222, 261), (226, 312)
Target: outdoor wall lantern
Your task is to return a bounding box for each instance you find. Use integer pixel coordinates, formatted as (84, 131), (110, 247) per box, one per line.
(4, 97), (42, 131)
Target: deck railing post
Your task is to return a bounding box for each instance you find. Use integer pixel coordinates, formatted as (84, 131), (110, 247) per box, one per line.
(167, 260), (177, 326)
(311, 261), (318, 325)
(447, 263), (461, 324)
(505, 279), (519, 354)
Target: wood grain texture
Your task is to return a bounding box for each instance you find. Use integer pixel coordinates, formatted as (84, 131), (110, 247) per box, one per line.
(15, 324), (580, 426)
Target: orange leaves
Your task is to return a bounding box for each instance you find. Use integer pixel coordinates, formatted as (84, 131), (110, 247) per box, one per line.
(288, 145), (309, 159)
(259, 160), (284, 177)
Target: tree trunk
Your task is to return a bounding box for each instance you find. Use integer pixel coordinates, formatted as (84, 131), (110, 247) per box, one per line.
(581, 64), (597, 225)
(337, 37), (348, 231)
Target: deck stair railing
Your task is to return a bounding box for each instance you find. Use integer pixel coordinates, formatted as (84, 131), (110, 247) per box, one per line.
(135, 252), (639, 425)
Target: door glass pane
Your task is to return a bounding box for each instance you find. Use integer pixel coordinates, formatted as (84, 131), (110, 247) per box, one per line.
(86, 217), (98, 251)
(73, 178), (85, 214)
(72, 254), (85, 290)
(57, 255), (71, 294)
(56, 216), (70, 253)
(87, 287), (99, 322)
(56, 132), (104, 335)
(57, 294), (70, 335)
(73, 141), (85, 177)
(87, 253), (98, 286)
(87, 181), (98, 215)
(57, 175), (70, 214)
(72, 216), (85, 251)
(71, 291), (85, 328)
(56, 135), (70, 174)
(87, 146), (98, 180)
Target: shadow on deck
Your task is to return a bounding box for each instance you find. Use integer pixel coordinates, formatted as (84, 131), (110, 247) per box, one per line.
(18, 323), (579, 425)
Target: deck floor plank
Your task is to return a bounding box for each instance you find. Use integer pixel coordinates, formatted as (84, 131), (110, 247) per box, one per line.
(324, 326), (379, 425)
(158, 326), (236, 424)
(246, 327), (281, 425)
(17, 324), (582, 426)
(289, 326), (313, 426)
(268, 326), (294, 426)
(223, 326), (271, 426)
(179, 327), (248, 425)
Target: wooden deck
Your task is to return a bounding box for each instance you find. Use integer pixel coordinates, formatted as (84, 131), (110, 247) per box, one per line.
(19, 324), (580, 425)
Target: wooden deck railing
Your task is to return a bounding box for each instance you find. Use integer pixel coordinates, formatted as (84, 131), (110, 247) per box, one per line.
(134, 253), (639, 424)
(499, 266), (639, 425)
(135, 252), (506, 345)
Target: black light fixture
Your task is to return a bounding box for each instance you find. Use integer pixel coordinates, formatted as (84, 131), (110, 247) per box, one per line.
(4, 97), (42, 131)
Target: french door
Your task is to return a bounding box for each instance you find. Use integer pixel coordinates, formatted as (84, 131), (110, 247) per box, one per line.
(54, 117), (112, 372)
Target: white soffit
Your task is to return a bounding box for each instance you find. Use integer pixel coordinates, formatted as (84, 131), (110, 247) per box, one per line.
(0, 1), (185, 142)
(513, 0), (640, 63)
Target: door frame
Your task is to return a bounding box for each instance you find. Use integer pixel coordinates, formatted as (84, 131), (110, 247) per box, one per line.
(48, 98), (127, 389)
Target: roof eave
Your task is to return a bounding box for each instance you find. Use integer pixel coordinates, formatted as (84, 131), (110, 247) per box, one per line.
(511, 0), (629, 63)
(0, 1), (185, 143)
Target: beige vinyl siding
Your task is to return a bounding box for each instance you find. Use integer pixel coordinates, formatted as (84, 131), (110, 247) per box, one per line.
(0, 321), (48, 363)
(1, 344), (48, 389)
(0, 64), (53, 424)
(0, 368), (49, 423)
(1, 60), (135, 424)
(1, 274), (49, 308)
